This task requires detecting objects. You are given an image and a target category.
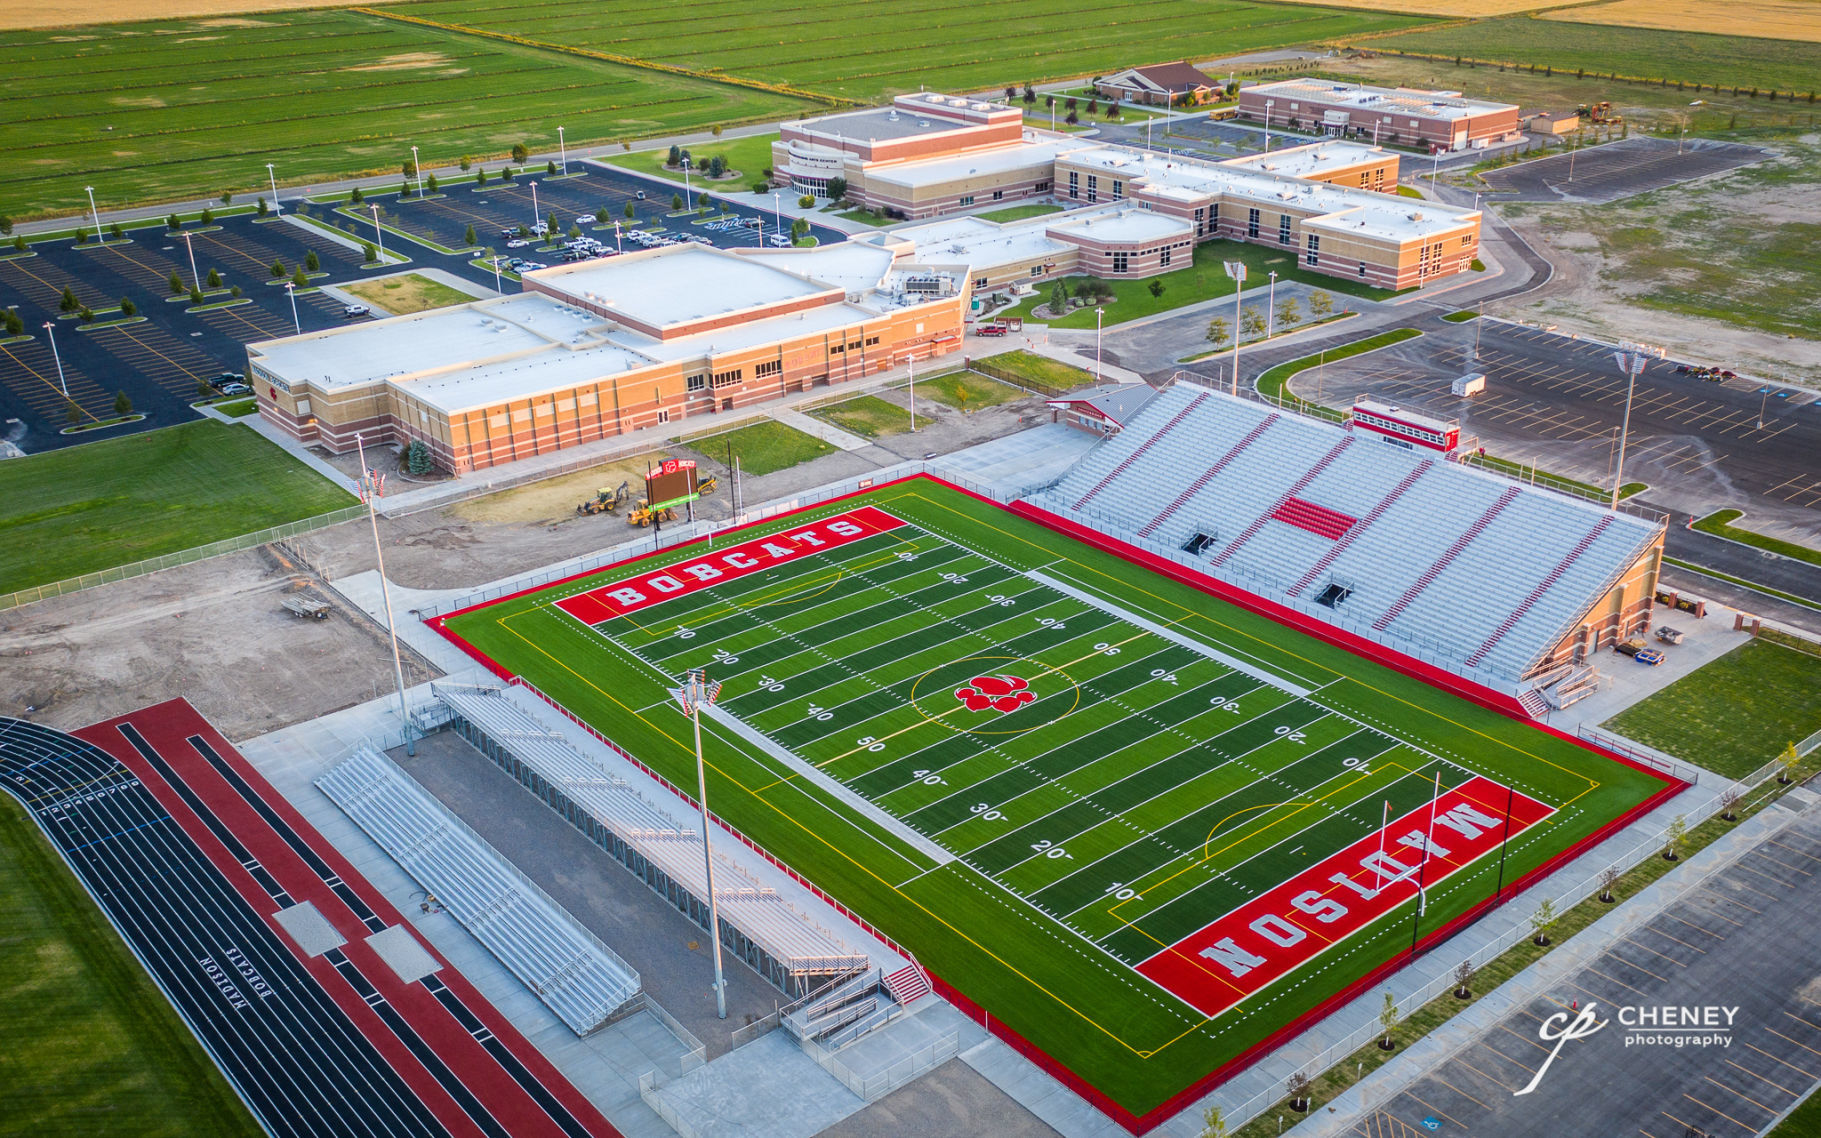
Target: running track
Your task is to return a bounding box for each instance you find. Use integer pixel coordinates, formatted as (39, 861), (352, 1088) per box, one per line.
(0, 699), (620, 1138)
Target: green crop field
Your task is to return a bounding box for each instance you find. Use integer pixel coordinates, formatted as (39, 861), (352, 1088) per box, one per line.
(383, 0), (1431, 103)
(1367, 18), (1821, 94)
(0, 10), (809, 217)
(0, 419), (353, 595)
(437, 476), (1669, 1120)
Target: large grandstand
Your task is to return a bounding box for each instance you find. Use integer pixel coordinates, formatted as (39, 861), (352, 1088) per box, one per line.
(1026, 382), (1667, 709)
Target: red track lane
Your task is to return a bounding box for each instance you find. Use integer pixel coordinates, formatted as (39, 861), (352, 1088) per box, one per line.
(75, 699), (620, 1138)
(1136, 775), (1555, 1017)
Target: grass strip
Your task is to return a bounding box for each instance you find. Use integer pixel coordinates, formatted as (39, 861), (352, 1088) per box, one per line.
(1661, 556), (1820, 612)
(1254, 328), (1422, 416)
(1694, 509), (1821, 568)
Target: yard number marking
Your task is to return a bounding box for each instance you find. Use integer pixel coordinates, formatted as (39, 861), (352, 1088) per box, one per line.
(804, 704), (834, 722)
(910, 769), (947, 786)
(971, 802), (1008, 822)
(1030, 839), (1073, 860)
(1273, 725), (1308, 744)
(1036, 616), (1067, 631)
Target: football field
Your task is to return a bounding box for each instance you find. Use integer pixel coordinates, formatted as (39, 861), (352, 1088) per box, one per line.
(437, 476), (1674, 1125)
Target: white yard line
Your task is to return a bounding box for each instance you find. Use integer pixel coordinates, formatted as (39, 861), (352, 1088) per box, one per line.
(700, 705), (956, 867)
(1028, 569), (1313, 699)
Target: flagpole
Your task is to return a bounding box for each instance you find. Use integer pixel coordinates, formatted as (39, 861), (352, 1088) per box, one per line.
(1493, 779), (1517, 902)
(684, 669), (728, 1019)
(1408, 772), (1442, 959)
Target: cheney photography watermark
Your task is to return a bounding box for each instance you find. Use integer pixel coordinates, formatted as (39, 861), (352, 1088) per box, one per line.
(1515, 1002), (1741, 1095)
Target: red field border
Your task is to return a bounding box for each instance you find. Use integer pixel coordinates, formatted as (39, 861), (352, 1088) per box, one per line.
(74, 698), (621, 1138)
(425, 473), (1687, 1133)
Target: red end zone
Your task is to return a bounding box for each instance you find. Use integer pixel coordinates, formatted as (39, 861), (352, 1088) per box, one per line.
(1137, 775), (1553, 1017)
(555, 505), (907, 625)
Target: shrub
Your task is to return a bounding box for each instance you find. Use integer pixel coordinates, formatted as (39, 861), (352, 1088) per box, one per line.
(292, 266), (308, 287)
(752, 181), (770, 194)
(474, 167), (487, 187)
(169, 271), (184, 295)
(75, 229), (87, 245)
(59, 285), (79, 313)
(269, 259), (285, 279)
(404, 439), (434, 475)
(426, 173), (438, 194)
(230, 285), (241, 298)
(672, 193), (684, 210)
(113, 390), (132, 415)
(109, 221), (123, 239)
(0, 214), (10, 235)
(305, 250), (319, 272)
(363, 242), (377, 264)
(256, 198), (268, 218)
(511, 142), (528, 164)
(1148, 278), (1165, 298)
(78, 306), (94, 323)
(119, 297), (136, 317)
(546, 159), (557, 175)
(350, 186), (364, 203)
(464, 224), (477, 247)
(168, 214), (181, 232)
(668, 144), (682, 166)
(206, 268), (222, 289)
(799, 194), (815, 208)
(200, 207), (214, 225)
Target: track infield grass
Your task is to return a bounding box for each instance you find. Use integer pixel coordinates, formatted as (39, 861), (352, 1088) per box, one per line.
(437, 476), (1670, 1120)
(0, 419), (353, 594)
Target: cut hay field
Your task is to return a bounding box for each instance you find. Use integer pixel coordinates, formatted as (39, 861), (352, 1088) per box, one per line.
(0, 10), (808, 217)
(0, 0), (401, 32)
(1365, 17), (1821, 93)
(1542, 0), (1821, 44)
(391, 0), (1433, 102)
(1246, 0), (1570, 15)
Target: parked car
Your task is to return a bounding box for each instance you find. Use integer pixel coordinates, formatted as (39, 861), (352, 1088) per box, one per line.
(575, 213), (596, 224)
(218, 382), (251, 396)
(212, 371), (246, 389)
(505, 238), (529, 249)
(343, 304), (370, 318)
(769, 234), (791, 247)
(634, 190), (647, 200)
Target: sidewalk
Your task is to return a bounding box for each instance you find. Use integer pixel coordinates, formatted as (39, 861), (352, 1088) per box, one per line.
(773, 406), (871, 451)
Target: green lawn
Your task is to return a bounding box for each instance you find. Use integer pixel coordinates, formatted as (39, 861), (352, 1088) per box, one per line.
(677, 418), (834, 475)
(1770, 1086), (1821, 1137)
(342, 272), (477, 315)
(0, 12), (808, 217)
(1008, 241), (1393, 329)
(214, 399), (259, 418)
(1441, 310), (1479, 323)
(1604, 632), (1821, 779)
(0, 793), (262, 1137)
(810, 394), (930, 439)
(907, 370), (1023, 410)
(0, 420), (353, 595)
(439, 477), (1667, 1119)
(1367, 19), (1821, 96)
(397, 0), (1429, 104)
(1694, 509), (1821, 568)
(976, 203), (1064, 224)
(605, 132), (781, 187)
(970, 349), (1099, 394)
(835, 208), (894, 227)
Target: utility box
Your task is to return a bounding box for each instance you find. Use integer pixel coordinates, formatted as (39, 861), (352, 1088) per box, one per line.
(1451, 372), (1486, 397)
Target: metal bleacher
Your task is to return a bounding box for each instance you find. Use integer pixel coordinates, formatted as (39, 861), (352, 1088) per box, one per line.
(316, 745), (641, 1036)
(1032, 382), (1665, 689)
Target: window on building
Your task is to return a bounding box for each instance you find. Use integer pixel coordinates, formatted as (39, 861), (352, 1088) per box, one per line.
(1160, 247), (1172, 267)
(1278, 214), (1292, 245)
(1086, 174), (1098, 203)
(1111, 180), (1123, 201)
(755, 359), (782, 378)
(1030, 266), (1044, 277)
(1358, 261), (1368, 277)
(1247, 207), (1260, 238)
(1068, 171), (1078, 199)
(864, 335), (879, 346)
(959, 195), (974, 206)
(686, 373), (706, 392)
(1210, 203), (1219, 228)
(830, 343), (845, 354)
(1305, 233), (1320, 266)
(1460, 234), (1473, 247)
(974, 276), (988, 289)
(992, 190), (1004, 200)
(1112, 251), (1128, 273)
(1035, 181), (1050, 193)
(848, 340), (862, 351)
(1194, 206), (1205, 237)
(711, 368), (743, 388)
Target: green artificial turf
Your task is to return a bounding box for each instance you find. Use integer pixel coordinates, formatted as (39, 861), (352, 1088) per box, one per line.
(1604, 632), (1821, 779)
(0, 420), (354, 595)
(0, 793), (262, 1137)
(440, 477), (1667, 1118)
(677, 419), (834, 475)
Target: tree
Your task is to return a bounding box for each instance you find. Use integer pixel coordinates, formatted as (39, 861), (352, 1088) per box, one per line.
(292, 266), (308, 287)
(0, 214), (9, 235)
(426, 173), (439, 194)
(1148, 278), (1165, 299)
(1206, 316), (1231, 346)
(168, 214), (182, 232)
(1005, 86), (1017, 101)
(404, 439), (434, 475)
(1198, 1106), (1228, 1138)
(1105, 99), (1120, 119)
(169, 271), (184, 295)
(75, 229), (88, 245)
(464, 224), (477, 247)
(200, 207), (214, 225)
(672, 192), (685, 210)
(67, 399), (83, 425)
(2, 309), (20, 336)
(1286, 1070), (1312, 1112)
(190, 286), (205, 304)
(59, 285), (79, 313)
(502, 167), (515, 184)
(230, 285), (241, 298)
(711, 123), (723, 136)
(799, 194), (816, 208)
(256, 198), (268, 219)
(1599, 865), (1621, 903)
(547, 211), (560, 235)
(351, 185), (365, 203)
(1065, 96), (1078, 111)
(78, 306), (94, 323)
(1045, 94), (1055, 109)
(363, 241), (377, 264)
(546, 159), (557, 175)
(1378, 991), (1400, 1048)
(119, 297), (136, 317)
(1663, 814), (1687, 861)
(7, 236), (18, 253)
(624, 201), (636, 219)
(1241, 305), (1266, 337)
(201, 267), (221, 290)
(400, 181), (410, 197)
(511, 142), (529, 164)
(1277, 297), (1302, 328)
(1530, 897), (1557, 946)
(1086, 98), (1099, 114)
(668, 144), (682, 166)
(568, 224), (581, 239)
(109, 221), (124, 240)
(518, 224), (531, 238)
(791, 216), (810, 241)
(705, 154), (724, 178)
(220, 191), (233, 206)
(113, 389), (132, 416)
(460, 155), (472, 172)
(1065, 111), (1079, 125)
(1453, 959), (1476, 999)
(1049, 280), (1068, 315)
(269, 259), (285, 279)
(1023, 84), (1036, 105)
(476, 166), (489, 187)
(1778, 740), (1802, 784)
(1309, 289), (1333, 318)
(1720, 788), (1741, 821)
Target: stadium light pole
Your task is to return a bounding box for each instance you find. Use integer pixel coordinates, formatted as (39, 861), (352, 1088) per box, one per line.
(1611, 345), (1651, 508)
(84, 186), (104, 245)
(266, 163), (282, 216)
(368, 204), (384, 260)
(1224, 261), (1247, 395)
(557, 125), (567, 175)
(1266, 271), (1277, 339)
(671, 669), (728, 1019)
(355, 432), (414, 756)
(42, 323), (68, 397)
(284, 281), (300, 335)
(1471, 298), (1485, 361)
(1095, 307), (1103, 381)
(908, 355), (917, 432)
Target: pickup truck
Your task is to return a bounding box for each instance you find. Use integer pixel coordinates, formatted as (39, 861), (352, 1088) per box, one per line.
(975, 323), (1009, 337)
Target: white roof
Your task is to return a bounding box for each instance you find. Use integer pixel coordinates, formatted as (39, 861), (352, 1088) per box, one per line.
(739, 241), (897, 295)
(1222, 141), (1387, 179)
(1050, 208), (1192, 243)
(250, 292), (557, 390)
(1249, 78), (1516, 120)
(865, 139), (1086, 190)
(603, 301), (887, 365)
(527, 245), (832, 331)
(890, 215), (1073, 269)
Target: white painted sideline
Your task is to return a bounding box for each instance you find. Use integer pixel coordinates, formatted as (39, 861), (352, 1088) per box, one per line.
(701, 706), (956, 867)
(1027, 568), (1313, 699)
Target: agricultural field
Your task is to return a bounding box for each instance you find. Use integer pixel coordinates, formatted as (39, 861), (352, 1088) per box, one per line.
(1251, 0), (1569, 14)
(435, 476), (1672, 1121)
(1541, 0), (1821, 44)
(1364, 18), (1821, 94)
(0, 419), (352, 595)
(0, 10), (809, 217)
(392, 0), (1434, 103)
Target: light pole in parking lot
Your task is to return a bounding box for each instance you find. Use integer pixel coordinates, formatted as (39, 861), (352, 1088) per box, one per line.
(183, 230), (200, 291)
(489, 255), (504, 292)
(369, 204), (384, 261)
(670, 669), (727, 1019)
(42, 323), (68, 397)
(1263, 99), (1274, 152)
(612, 219), (622, 255)
(1095, 306), (1104, 381)
(681, 157), (693, 211)
(1224, 260), (1246, 395)
(530, 181), (540, 232)
(1611, 344), (1652, 508)
(1471, 298), (1484, 361)
(84, 186), (104, 245)
(772, 192), (782, 238)
(410, 145), (421, 197)
(266, 163), (282, 216)
(557, 125), (567, 175)
(1266, 271), (1277, 339)
(284, 281), (300, 335)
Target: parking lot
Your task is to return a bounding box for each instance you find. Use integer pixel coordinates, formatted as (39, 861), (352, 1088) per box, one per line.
(1481, 136), (1770, 205)
(1359, 801), (1821, 1138)
(1301, 319), (1821, 529)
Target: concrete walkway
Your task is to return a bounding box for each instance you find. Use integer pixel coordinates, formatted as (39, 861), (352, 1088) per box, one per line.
(773, 406), (872, 451)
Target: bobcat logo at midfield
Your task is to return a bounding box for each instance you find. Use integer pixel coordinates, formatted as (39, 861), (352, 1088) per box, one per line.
(955, 674), (1036, 714)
